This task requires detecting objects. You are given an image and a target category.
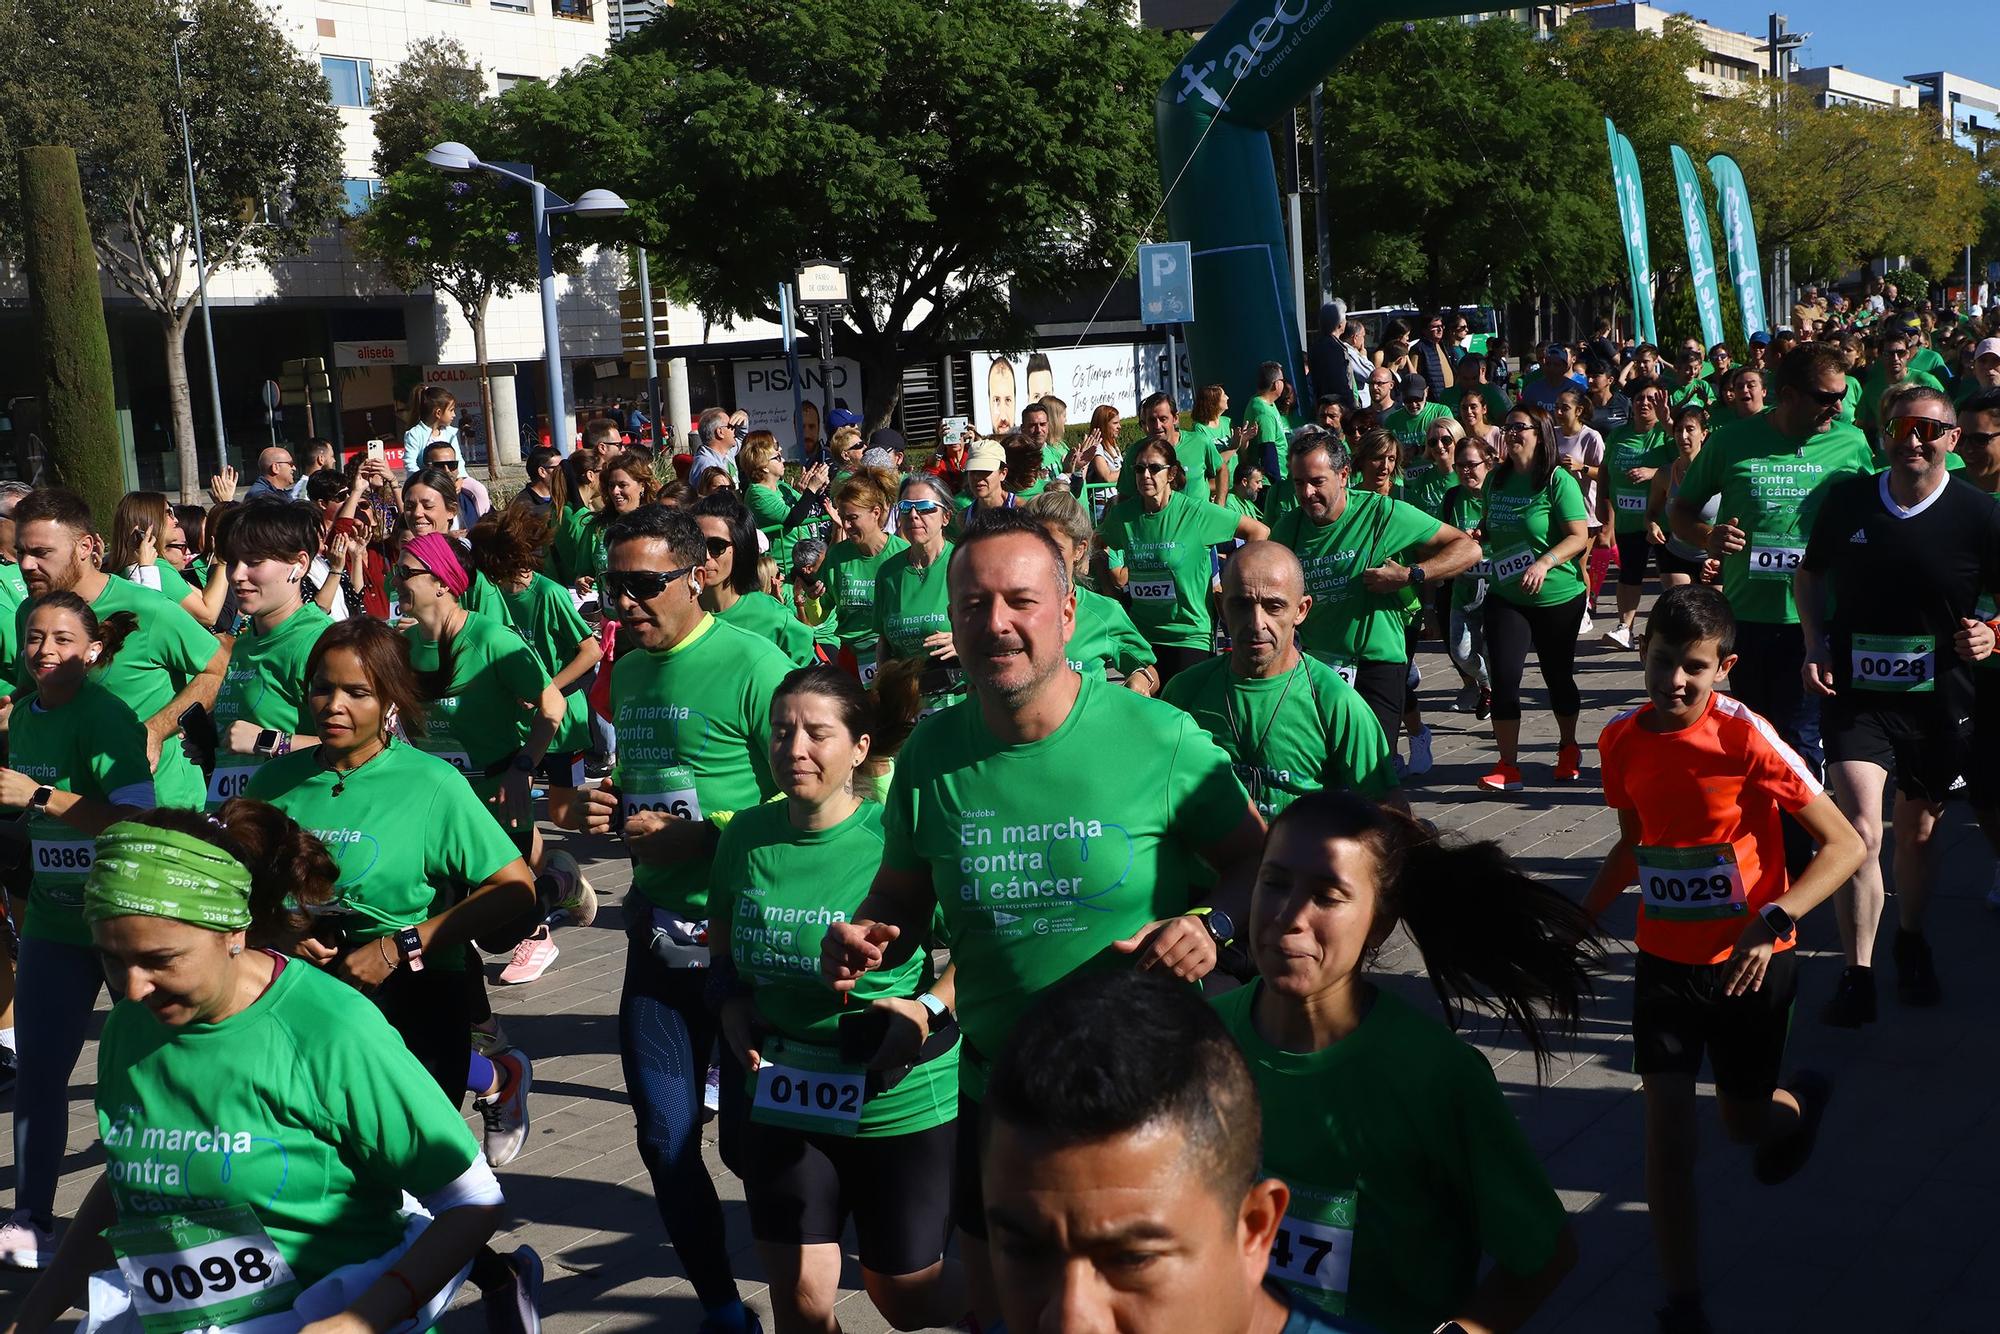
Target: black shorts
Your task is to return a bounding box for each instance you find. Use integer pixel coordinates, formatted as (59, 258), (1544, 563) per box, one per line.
(1969, 671), (2000, 806)
(1655, 546), (1706, 580)
(952, 1093), (988, 1241)
(1347, 658), (1408, 751)
(742, 1117), (957, 1275)
(535, 751), (586, 789)
(1615, 530), (1652, 586)
(1632, 948), (1798, 1100)
(1822, 698), (1965, 802)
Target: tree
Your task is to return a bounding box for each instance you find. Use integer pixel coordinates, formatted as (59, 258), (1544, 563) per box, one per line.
(1311, 20), (1619, 314)
(501, 0), (1184, 429)
(18, 147), (123, 519)
(0, 0), (341, 500)
(354, 39), (570, 477)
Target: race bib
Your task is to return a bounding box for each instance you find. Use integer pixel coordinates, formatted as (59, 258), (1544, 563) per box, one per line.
(419, 746), (474, 774)
(752, 1042), (866, 1136)
(1466, 556), (1494, 581)
(1851, 633), (1935, 693)
(106, 1206), (302, 1334)
(623, 788), (702, 821)
(205, 763), (259, 805)
(858, 657), (879, 687)
(1635, 843), (1747, 921)
(1267, 1190), (1356, 1313)
(1615, 492), (1648, 512)
(1746, 539), (1803, 580)
(1326, 659), (1359, 687)
(1491, 545), (1534, 583)
(1127, 578), (1176, 602)
(32, 839), (94, 877)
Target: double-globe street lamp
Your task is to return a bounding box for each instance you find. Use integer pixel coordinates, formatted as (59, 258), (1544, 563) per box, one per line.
(423, 141), (626, 457)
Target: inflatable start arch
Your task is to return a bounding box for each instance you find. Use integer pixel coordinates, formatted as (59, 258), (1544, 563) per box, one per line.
(1153, 0), (1480, 408)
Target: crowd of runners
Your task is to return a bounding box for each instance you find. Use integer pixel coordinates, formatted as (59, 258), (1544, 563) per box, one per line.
(0, 288), (1996, 1334)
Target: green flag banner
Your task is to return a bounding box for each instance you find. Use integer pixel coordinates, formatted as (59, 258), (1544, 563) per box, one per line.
(1606, 120), (1656, 347)
(1669, 145), (1726, 352)
(1706, 153), (1768, 342)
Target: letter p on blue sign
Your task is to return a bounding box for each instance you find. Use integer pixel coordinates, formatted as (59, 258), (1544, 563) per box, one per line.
(1138, 242), (1194, 326)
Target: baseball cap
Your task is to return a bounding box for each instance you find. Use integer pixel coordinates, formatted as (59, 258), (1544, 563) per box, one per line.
(1749, 330), (1771, 346)
(1398, 372), (1427, 398)
(964, 441), (1006, 474)
(1976, 337), (2000, 362)
(828, 408), (863, 431)
(1543, 342), (1570, 360)
(868, 426), (906, 453)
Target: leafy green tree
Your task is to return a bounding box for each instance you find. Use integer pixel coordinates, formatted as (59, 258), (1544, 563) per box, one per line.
(501, 0), (1184, 428)
(0, 0), (342, 500)
(1312, 20), (1618, 314)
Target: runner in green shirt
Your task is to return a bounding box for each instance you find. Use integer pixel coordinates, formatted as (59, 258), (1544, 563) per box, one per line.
(1161, 543), (1399, 818)
(13, 488), (225, 811)
(872, 477), (960, 701)
(1022, 490), (1161, 695)
(740, 433), (819, 571)
(1245, 361), (1292, 482)
(822, 470), (908, 683)
(1183, 382), (1240, 501)
(709, 666), (964, 1331)
(1097, 438), (1268, 680)
(1381, 374), (1451, 455)
(202, 503), (331, 808)
(692, 493), (819, 669)
(1215, 790), (1589, 1334)
(821, 513), (1269, 1331)
(0, 592), (162, 1253)
(1857, 332), (1945, 444)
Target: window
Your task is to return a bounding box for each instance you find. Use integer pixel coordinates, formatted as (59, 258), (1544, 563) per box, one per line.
(341, 177), (381, 215)
(492, 0), (531, 12)
(552, 0), (592, 19)
(496, 73), (542, 93)
(322, 56), (374, 108)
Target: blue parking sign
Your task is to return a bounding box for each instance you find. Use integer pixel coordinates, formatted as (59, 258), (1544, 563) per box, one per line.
(1138, 242), (1194, 326)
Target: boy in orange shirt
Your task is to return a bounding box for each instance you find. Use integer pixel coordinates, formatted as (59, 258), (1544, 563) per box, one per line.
(1586, 584), (1864, 1334)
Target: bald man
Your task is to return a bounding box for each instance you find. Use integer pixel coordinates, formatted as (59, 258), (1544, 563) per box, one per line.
(242, 446), (297, 503)
(1161, 542), (1403, 817)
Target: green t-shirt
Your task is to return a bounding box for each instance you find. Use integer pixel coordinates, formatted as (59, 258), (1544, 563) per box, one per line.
(1675, 414), (1876, 624)
(872, 543), (955, 663)
(458, 570), (518, 633)
(1176, 422), (1228, 487)
(1443, 383), (1511, 425)
(16, 576), (216, 808)
(1441, 486), (1487, 611)
(497, 574), (595, 755)
(0, 561), (27, 609)
(1097, 490), (1242, 650)
(719, 590), (818, 669)
(1836, 374), (1862, 425)
(96, 960), (480, 1290)
(746, 480), (808, 571)
(1245, 395), (1290, 479)
(611, 615), (791, 916)
(1224, 492), (1261, 522)
(710, 800), (959, 1138)
(1067, 587), (1156, 681)
(1669, 379), (1716, 411)
(1160, 655), (1396, 817)
(1401, 464), (1454, 519)
(1858, 365), (1945, 436)
(824, 535), (908, 655)
(1604, 425), (1671, 535)
(9, 679), (156, 946)
(404, 612), (549, 801)
(208, 602), (330, 808)
(881, 670), (1248, 1092)
(1268, 492), (1439, 667)
(1382, 403), (1450, 452)
(549, 506), (608, 588)
(1214, 984), (1567, 1334)
(247, 742), (521, 942)
(1481, 468), (1589, 608)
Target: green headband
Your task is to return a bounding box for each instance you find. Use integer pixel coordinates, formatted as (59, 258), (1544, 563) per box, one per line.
(84, 822), (253, 932)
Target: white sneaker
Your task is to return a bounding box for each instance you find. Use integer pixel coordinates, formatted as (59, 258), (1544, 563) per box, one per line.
(1601, 623), (1634, 650)
(474, 1051), (533, 1168)
(1452, 684), (1480, 713)
(1406, 727), (1434, 777)
(0, 1209), (54, 1270)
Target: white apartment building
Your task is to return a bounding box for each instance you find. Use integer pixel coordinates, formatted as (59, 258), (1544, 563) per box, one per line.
(1788, 65), (1923, 112)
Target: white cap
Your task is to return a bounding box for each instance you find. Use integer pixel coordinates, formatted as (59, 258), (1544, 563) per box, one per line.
(1975, 337), (2000, 362)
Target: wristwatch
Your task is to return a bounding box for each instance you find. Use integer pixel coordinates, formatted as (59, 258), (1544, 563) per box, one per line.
(510, 751), (539, 775)
(28, 784), (54, 811)
(395, 926), (427, 973)
(1758, 903), (1797, 943)
(254, 728), (282, 756)
(1189, 907), (1235, 948)
(916, 992), (954, 1029)
(1406, 564), (1427, 586)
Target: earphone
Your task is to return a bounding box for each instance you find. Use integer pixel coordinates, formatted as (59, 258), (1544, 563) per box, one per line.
(85, 649), (100, 664)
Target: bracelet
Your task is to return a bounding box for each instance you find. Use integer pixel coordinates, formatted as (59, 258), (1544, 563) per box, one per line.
(377, 936), (398, 971)
(384, 1268), (424, 1321)
(274, 733), (292, 757)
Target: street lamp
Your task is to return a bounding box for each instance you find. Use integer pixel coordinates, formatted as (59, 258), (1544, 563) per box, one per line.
(172, 19), (228, 479)
(794, 259), (850, 432)
(424, 141), (628, 456)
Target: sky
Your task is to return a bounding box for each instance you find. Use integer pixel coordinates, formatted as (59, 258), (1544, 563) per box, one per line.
(1680, 0), (1997, 96)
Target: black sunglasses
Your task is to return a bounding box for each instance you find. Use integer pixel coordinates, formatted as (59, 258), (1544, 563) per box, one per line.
(1138, 462), (1172, 475)
(605, 566), (694, 602)
(1797, 386), (1847, 407)
(704, 536), (732, 558)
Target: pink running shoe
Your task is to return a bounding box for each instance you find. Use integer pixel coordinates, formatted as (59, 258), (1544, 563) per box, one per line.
(499, 924), (559, 985)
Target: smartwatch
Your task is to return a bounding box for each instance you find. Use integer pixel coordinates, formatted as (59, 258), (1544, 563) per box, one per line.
(511, 751), (540, 775)
(28, 784), (54, 811)
(395, 926), (427, 973)
(917, 992), (954, 1028)
(254, 728), (282, 756)
(1407, 564), (1427, 586)
(1189, 907), (1235, 948)
(1758, 902), (1797, 943)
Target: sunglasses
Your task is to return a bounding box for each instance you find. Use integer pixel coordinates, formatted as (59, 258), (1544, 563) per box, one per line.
(392, 563), (430, 583)
(704, 536), (732, 558)
(1888, 416), (1955, 444)
(1962, 428), (2000, 449)
(604, 566), (694, 602)
(896, 499), (945, 517)
(1501, 422), (1534, 436)
(431, 458), (460, 471)
(1798, 386), (1847, 407)
(1138, 462), (1172, 475)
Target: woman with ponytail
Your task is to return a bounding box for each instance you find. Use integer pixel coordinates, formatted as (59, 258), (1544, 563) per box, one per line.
(707, 664), (959, 1334)
(1211, 789), (1597, 1334)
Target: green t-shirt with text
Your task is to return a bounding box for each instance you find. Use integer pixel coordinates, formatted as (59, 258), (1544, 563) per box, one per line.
(824, 535), (908, 655)
(1382, 403), (1450, 453)
(719, 590), (818, 669)
(710, 800), (958, 1137)
(208, 602), (330, 808)
(746, 480), (809, 571)
(1097, 490), (1242, 650)
(1604, 425), (1670, 535)
(1269, 492), (1439, 666)
(1481, 468), (1589, 608)
(404, 612), (548, 801)
(1067, 587), (1156, 681)
(873, 544), (955, 663)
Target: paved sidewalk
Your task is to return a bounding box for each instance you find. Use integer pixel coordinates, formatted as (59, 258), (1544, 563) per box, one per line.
(4, 626), (1997, 1332)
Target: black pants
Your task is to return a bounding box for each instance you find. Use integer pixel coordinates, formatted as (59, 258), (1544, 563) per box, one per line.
(1483, 592), (1586, 723)
(1349, 659), (1409, 750)
(1152, 644), (1210, 686)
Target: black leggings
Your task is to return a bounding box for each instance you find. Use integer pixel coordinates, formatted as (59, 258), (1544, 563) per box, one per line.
(1482, 592), (1586, 723)
(1151, 644), (1211, 685)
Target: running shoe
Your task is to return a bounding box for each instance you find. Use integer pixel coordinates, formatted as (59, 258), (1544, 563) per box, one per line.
(1475, 687), (1492, 721)
(1405, 727), (1434, 777)
(1451, 684), (1480, 713)
(1754, 1070), (1832, 1185)
(1577, 610), (1594, 637)
(0, 1210), (53, 1270)
(1893, 929), (1941, 1007)
(499, 925), (559, 986)
(695, 1305), (765, 1334)
(1552, 742), (1584, 782)
(1601, 623), (1635, 650)
(475, 1051), (533, 1167)
(543, 849), (598, 927)
(1820, 965), (1877, 1028)
(1655, 1295), (1713, 1334)
(482, 1244), (543, 1334)
(1477, 763), (1524, 793)
(471, 1016), (512, 1057)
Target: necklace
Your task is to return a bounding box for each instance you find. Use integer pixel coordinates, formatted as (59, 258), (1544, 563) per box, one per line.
(1222, 660), (1303, 808)
(325, 738), (390, 796)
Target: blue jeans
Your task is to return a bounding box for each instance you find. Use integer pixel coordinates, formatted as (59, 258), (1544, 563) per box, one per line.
(1728, 620), (1823, 771)
(13, 934), (107, 1222)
